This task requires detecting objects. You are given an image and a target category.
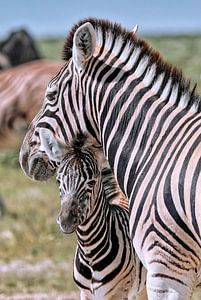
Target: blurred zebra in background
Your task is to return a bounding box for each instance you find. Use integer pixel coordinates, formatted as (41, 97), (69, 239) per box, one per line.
(0, 28), (41, 69)
(0, 60), (62, 148)
(40, 130), (146, 300)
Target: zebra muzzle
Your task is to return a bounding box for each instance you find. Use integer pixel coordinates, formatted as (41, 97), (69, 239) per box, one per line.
(57, 198), (79, 234)
(28, 153), (56, 181)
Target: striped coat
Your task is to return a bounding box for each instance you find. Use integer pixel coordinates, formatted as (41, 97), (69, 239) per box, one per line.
(47, 133), (146, 299)
(20, 18), (201, 299)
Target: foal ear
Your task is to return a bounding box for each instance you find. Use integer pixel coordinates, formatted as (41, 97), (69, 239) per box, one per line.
(73, 22), (96, 70)
(39, 128), (67, 162)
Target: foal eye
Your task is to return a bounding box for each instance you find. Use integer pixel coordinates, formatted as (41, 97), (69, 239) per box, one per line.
(29, 141), (37, 147)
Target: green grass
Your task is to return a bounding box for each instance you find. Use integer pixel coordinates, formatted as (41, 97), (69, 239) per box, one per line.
(37, 37), (64, 61)
(146, 35), (201, 80)
(1, 34), (201, 296)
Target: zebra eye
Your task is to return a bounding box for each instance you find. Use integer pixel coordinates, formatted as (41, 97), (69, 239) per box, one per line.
(46, 91), (57, 101)
(87, 180), (96, 188)
(29, 141), (37, 147)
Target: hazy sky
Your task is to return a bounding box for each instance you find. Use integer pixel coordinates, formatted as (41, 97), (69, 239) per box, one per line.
(0, 0), (201, 37)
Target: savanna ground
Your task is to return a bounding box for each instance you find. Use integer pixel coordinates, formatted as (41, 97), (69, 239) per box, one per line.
(1, 34), (201, 299)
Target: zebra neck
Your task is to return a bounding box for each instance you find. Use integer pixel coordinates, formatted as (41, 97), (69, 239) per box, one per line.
(76, 184), (111, 257)
(91, 41), (199, 196)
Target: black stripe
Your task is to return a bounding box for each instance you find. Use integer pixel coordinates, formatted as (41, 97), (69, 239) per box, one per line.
(130, 115), (200, 239)
(190, 155), (201, 238)
(152, 273), (187, 286)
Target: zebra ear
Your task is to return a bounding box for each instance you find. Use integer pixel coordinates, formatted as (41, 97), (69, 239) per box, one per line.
(39, 128), (67, 162)
(73, 22), (96, 70)
(132, 24), (139, 35)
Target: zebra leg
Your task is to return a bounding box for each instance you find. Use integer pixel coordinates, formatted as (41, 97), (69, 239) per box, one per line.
(135, 287), (148, 300)
(146, 271), (193, 300)
(80, 290), (91, 300)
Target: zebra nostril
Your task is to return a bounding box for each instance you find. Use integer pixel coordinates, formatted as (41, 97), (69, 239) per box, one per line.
(73, 218), (78, 224)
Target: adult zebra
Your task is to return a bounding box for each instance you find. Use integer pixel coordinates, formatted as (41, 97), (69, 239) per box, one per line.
(20, 18), (201, 299)
(47, 132), (146, 299)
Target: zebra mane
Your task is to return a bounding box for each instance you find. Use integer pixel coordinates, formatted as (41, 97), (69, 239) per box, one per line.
(63, 17), (201, 112)
(70, 132), (102, 156)
(61, 132), (103, 170)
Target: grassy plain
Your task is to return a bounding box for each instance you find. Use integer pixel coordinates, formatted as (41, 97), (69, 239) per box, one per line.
(0, 34), (201, 297)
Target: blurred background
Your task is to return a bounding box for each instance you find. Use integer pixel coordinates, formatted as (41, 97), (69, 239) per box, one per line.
(0, 0), (201, 299)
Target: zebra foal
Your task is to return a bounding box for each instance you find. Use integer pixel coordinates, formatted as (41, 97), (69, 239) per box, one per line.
(40, 130), (146, 300)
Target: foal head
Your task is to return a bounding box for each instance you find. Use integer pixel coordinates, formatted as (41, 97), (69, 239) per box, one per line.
(38, 128), (106, 234)
(56, 135), (102, 234)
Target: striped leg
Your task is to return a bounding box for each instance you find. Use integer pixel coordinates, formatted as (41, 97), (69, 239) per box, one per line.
(80, 290), (91, 300)
(146, 271), (193, 300)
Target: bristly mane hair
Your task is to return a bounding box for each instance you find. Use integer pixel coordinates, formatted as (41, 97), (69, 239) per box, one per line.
(64, 132), (101, 162)
(63, 17), (201, 112)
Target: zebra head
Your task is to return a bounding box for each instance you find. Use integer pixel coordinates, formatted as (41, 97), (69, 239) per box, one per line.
(57, 141), (104, 234)
(19, 120), (58, 181)
(19, 19), (139, 181)
(38, 129), (105, 234)
(19, 21), (101, 181)
(19, 82), (63, 180)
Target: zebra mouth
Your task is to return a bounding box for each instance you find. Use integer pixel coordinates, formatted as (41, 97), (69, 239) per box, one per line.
(57, 216), (79, 234)
(28, 154), (56, 181)
(60, 224), (77, 234)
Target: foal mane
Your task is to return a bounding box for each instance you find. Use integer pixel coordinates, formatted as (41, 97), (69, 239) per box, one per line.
(63, 17), (201, 113)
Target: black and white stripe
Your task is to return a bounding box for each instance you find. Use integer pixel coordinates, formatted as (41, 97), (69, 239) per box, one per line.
(20, 18), (201, 299)
(55, 134), (146, 299)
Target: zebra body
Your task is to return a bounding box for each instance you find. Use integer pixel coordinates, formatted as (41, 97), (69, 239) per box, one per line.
(0, 60), (62, 148)
(20, 19), (201, 299)
(43, 132), (146, 300)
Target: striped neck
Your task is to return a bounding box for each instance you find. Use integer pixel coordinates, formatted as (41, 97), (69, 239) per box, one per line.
(76, 180), (110, 257)
(75, 25), (200, 196)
